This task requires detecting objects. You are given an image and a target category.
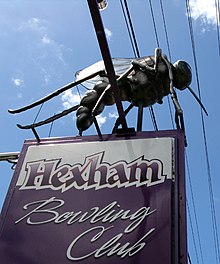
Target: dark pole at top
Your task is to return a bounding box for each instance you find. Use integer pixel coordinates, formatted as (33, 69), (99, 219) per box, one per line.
(87, 0), (128, 130)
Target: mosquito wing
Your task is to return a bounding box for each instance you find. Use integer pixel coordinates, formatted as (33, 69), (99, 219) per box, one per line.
(75, 58), (134, 89)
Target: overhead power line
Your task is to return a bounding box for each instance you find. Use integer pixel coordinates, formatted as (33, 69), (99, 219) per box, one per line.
(32, 103), (44, 124)
(185, 1), (220, 263)
(214, 0), (220, 56)
(121, 0), (140, 58)
(188, 253), (193, 264)
(119, 0), (158, 131)
(158, 0), (175, 128)
(159, 0), (172, 61)
(119, 0), (138, 57)
(148, 0), (160, 47)
(187, 200), (200, 264)
(186, 153), (204, 264)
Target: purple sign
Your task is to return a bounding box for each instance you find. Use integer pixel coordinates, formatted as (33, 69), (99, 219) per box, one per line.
(0, 130), (187, 264)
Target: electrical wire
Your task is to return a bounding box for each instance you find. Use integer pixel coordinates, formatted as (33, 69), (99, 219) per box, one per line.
(185, 1), (220, 263)
(187, 200), (200, 264)
(186, 152), (204, 264)
(158, 0), (175, 129)
(32, 103), (44, 124)
(119, 0), (158, 131)
(148, 0), (160, 47)
(188, 252), (193, 264)
(159, 0), (172, 61)
(146, 0), (175, 130)
(214, 0), (220, 56)
(122, 0), (140, 58)
(149, 107), (158, 130)
(119, 0), (138, 57)
(48, 114), (55, 137)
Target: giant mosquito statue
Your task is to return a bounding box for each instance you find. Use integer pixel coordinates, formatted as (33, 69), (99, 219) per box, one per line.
(9, 48), (208, 137)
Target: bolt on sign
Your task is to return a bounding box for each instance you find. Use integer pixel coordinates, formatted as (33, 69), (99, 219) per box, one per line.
(0, 130), (187, 264)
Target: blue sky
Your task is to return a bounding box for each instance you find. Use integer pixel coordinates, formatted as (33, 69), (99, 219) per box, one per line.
(0, 0), (220, 263)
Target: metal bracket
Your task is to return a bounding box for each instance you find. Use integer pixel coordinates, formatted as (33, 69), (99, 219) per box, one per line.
(31, 128), (41, 143)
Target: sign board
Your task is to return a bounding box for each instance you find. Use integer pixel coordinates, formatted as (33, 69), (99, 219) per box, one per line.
(0, 130), (186, 264)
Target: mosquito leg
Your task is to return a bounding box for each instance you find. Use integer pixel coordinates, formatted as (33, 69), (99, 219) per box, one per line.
(154, 47), (162, 73)
(131, 60), (154, 72)
(175, 111), (180, 130)
(92, 65), (134, 116)
(9, 70), (105, 114)
(92, 84), (111, 116)
(77, 65), (134, 135)
(161, 54), (187, 137)
(137, 102), (144, 131)
(112, 103), (134, 133)
(17, 104), (79, 129)
(93, 116), (103, 140)
(131, 48), (162, 73)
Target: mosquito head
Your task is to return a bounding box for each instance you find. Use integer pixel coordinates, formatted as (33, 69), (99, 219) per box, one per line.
(173, 60), (192, 90)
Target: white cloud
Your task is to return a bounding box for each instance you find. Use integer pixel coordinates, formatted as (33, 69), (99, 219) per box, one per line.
(109, 111), (118, 119)
(188, 0), (217, 26)
(41, 34), (51, 44)
(12, 78), (24, 87)
(18, 17), (48, 34)
(11, 77), (24, 98)
(61, 90), (81, 109)
(16, 17), (71, 85)
(96, 113), (107, 127)
(61, 89), (107, 127)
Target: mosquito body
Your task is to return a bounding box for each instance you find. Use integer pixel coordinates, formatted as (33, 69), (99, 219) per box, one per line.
(9, 48), (207, 136)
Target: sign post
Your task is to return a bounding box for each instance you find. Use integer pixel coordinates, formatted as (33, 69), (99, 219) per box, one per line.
(0, 130), (186, 264)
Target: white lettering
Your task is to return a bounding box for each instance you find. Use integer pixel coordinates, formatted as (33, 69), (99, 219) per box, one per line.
(15, 197), (157, 261)
(66, 226), (155, 260)
(19, 152), (167, 192)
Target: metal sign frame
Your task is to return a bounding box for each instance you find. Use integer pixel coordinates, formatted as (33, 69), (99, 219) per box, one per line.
(0, 130), (186, 264)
